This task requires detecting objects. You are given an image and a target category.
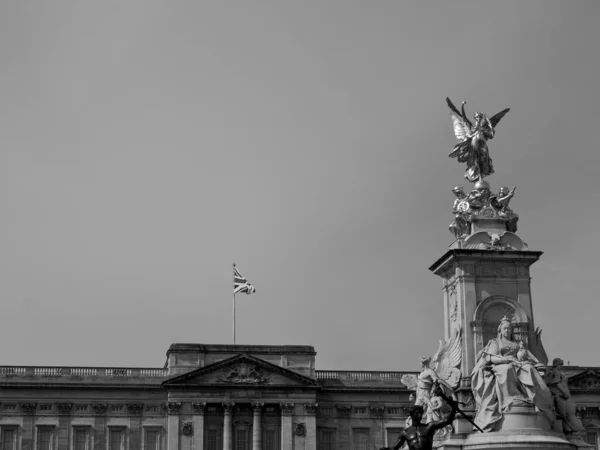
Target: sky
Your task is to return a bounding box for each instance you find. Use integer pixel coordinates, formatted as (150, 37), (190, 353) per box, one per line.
(0, 1), (599, 371)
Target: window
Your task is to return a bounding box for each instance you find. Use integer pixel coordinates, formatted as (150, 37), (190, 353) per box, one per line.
(234, 428), (248, 450)
(1, 427), (17, 450)
(109, 428), (124, 450)
(73, 428), (90, 450)
(264, 430), (278, 450)
(318, 429), (335, 450)
(145, 429), (160, 450)
(586, 431), (598, 449)
(386, 429), (403, 447)
(205, 428), (221, 450)
(37, 427), (53, 450)
(353, 430), (369, 450)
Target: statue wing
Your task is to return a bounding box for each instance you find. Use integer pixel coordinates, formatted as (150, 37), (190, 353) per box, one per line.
(400, 373), (418, 391)
(431, 325), (462, 390)
(446, 97), (472, 142)
(489, 108), (510, 129)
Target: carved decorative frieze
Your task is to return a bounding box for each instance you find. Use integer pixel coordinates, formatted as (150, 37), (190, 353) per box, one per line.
(191, 402), (206, 415)
(92, 404), (107, 414)
(251, 402), (264, 414)
(335, 404), (352, 417)
(56, 403), (73, 415)
(516, 266), (529, 277)
(127, 404), (143, 415)
(449, 295), (458, 323)
(181, 421), (193, 436)
(475, 265), (514, 277)
(370, 406), (385, 418)
(280, 403), (294, 415)
(165, 402), (182, 415)
(222, 402), (235, 414)
(304, 403), (318, 415)
(20, 403), (37, 414)
(217, 364), (269, 384)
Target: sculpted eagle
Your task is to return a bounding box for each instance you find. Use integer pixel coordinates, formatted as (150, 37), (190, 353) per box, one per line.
(446, 97), (510, 182)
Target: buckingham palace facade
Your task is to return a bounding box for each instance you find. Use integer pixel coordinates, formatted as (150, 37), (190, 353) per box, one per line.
(1, 343), (600, 450)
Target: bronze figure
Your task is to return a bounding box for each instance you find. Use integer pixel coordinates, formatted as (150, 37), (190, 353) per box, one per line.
(446, 98), (510, 182)
(380, 401), (457, 450)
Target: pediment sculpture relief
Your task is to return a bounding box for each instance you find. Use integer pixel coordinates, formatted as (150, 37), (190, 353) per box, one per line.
(217, 363), (269, 384)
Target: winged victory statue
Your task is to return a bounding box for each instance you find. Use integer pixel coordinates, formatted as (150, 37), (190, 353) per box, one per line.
(401, 325), (462, 425)
(446, 98), (510, 182)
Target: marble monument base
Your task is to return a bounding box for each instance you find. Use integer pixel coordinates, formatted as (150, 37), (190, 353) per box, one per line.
(435, 405), (591, 450)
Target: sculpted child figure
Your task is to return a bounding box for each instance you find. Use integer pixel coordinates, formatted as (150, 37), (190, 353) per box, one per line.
(471, 316), (556, 431)
(380, 403), (457, 450)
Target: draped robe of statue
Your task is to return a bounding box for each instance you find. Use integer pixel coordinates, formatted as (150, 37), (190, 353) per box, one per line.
(471, 336), (556, 432)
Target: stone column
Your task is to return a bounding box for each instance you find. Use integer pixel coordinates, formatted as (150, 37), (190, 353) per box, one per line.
(304, 403), (318, 450)
(166, 402), (182, 450)
(191, 402), (206, 450)
(251, 403), (263, 450)
(280, 403), (294, 450)
(222, 402), (235, 450)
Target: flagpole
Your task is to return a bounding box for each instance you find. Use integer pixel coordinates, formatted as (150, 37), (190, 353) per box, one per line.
(233, 262), (236, 345)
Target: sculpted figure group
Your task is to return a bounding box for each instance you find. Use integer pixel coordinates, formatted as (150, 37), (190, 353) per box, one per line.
(449, 180), (518, 239)
(384, 318), (584, 450)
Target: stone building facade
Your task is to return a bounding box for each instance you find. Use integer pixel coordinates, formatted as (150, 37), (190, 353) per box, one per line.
(1, 343), (600, 450)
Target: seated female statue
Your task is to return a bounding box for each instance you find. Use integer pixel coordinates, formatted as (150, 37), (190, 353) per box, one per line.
(471, 316), (555, 431)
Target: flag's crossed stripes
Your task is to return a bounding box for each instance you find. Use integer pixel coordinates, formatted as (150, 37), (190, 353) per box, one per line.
(234, 266), (256, 295)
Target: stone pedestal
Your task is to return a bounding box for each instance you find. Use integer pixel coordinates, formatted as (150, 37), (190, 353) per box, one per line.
(435, 404), (584, 450)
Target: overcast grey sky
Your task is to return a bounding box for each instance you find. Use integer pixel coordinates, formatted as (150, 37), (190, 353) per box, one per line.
(0, 1), (599, 370)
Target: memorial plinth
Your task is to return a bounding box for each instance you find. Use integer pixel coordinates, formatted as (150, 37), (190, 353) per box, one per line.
(392, 98), (593, 450)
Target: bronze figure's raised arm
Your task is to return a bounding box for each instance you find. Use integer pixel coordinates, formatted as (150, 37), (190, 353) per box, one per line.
(446, 97), (510, 182)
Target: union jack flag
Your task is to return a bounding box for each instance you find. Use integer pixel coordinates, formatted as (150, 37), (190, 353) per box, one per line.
(234, 265), (256, 295)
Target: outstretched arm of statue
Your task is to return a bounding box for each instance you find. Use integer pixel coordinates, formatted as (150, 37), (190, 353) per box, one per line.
(428, 403), (457, 433)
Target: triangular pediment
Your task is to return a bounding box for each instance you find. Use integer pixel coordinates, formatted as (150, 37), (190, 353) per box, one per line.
(163, 354), (319, 388)
(568, 369), (600, 391)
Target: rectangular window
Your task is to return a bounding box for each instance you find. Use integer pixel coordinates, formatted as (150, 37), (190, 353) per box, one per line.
(205, 428), (221, 450)
(261, 428), (282, 450)
(353, 430), (369, 450)
(74, 428), (89, 450)
(318, 429), (335, 450)
(234, 429), (247, 450)
(145, 429), (160, 450)
(109, 428), (124, 450)
(586, 432), (597, 449)
(386, 429), (403, 448)
(37, 428), (53, 450)
(1, 427), (17, 450)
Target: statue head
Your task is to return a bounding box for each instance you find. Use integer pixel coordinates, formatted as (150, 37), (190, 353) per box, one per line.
(408, 405), (424, 422)
(497, 316), (514, 340)
(419, 356), (432, 367)
(452, 186), (466, 199)
(552, 358), (564, 368)
(499, 186), (510, 196)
